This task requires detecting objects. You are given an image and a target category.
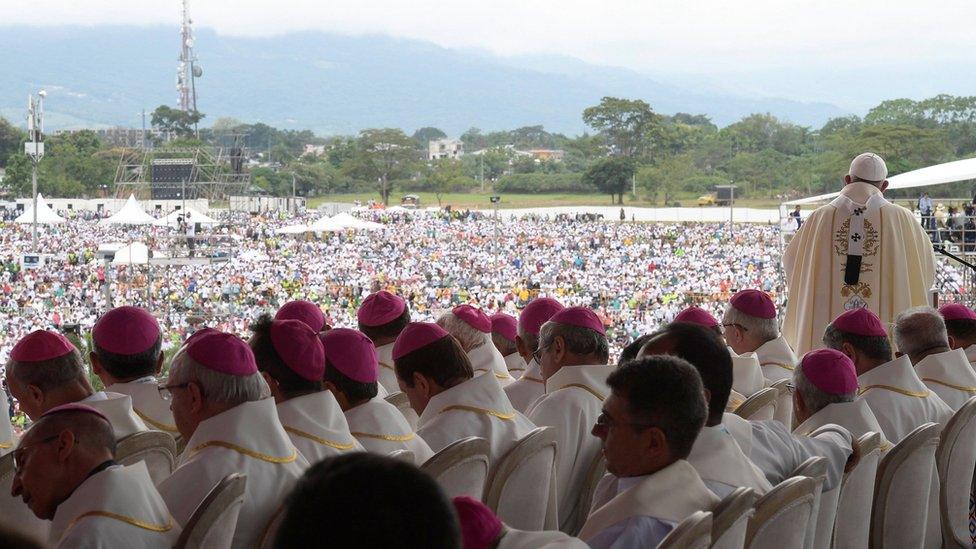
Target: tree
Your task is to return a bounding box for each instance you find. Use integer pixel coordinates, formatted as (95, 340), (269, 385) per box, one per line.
(343, 129), (418, 205)
(0, 116), (25, 167)
(150, 105), (205, 138)
(583, 157), (635, 204)
(423, 159), (475, 207)
(582, 97), (661, 158)
(411, 127), (447, 149)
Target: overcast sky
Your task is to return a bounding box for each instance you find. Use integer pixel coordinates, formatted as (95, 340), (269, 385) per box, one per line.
(4, 0), (974, 75)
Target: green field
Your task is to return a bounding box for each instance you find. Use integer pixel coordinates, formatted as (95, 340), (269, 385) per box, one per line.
(307, 192), (786, 210)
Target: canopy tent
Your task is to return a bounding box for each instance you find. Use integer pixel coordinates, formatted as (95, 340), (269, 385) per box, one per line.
(784, 157), (976, 206)
(160, 207), (219, 228)
(275, 224), (312, 235)
(308, 215), (347, 232)
(329, 212), (384, 230)
(14, 194), (66, 224)
(99, 195), (161, 226)
(111, 242), (150, 265)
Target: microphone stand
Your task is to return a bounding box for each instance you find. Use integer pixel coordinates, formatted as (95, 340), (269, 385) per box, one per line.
(934, 244), (976, 273)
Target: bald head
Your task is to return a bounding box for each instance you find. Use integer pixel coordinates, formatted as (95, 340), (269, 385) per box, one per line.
(893, 306), (950, 364)
(26, 410), (116, 457)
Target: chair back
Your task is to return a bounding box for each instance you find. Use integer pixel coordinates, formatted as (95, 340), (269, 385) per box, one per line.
(746, 476), (818, 549)
(0, 452), (50, 544)
(659, 511), (712, 549)
(564, 453), (608, 536)
(935, 396), (976, 548)
(420, 437), (490, 500)
(385, 392), (419, 430)
(726, 389), (747, 413)
(832, 432), (882, 549)
(789, 456), (829, 549)
(734, 388), (778, 421)
(870, 422), (941, 549)
(388, 449), (415, 463)
(116, 430), (178, 485)
(768, 378), (794, 428)
(484, 427), (558, 531)
(710, 487), (756, 549)
(175, 473), (247, 549)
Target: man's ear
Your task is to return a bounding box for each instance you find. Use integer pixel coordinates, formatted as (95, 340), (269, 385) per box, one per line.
(947, 334), (957, 349)
(894, 351), (903, 358)
(515, 335), (529, 360)
(412, 372), (431, 397)
(840, 342), (858, 362)
(645, 426), (668, 456)
(879, 180), (889, 192)
(187, 381), (205, 414)
(55, 429), (76, 463)
(89, 352), (104, 376)
(844, 174), (853, 185)
(155, 351), (165, 375)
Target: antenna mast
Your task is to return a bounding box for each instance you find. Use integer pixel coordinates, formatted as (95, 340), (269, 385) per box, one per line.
(176, 0), (201, 113)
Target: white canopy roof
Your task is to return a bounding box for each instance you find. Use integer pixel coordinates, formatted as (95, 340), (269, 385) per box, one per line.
(329, 212), (384, 230)
(785, 157), (976, 206)
(99, 195), (161, 226)
(14, 194), (65, 224)
(160, 207), (219, 227)
(275, 224), (312, 235)
(111, 242), (149, 265)
(309, 215), (347, 232)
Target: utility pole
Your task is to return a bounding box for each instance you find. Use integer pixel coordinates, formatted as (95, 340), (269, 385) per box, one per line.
(141, 109), (147, 149)
(490, 196), (500, 267)
(26, 91), (46, 253)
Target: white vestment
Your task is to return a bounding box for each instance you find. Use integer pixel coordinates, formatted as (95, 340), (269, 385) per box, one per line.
(417, 371), (535, 464)
(793, 398), (892, 452)
(687, 424), (773, 498)
(504, 352), (526, 379)
(107, 377), (178, 436)
(580, 460), (720, 548)
(374, 342), (400, 395)
(728, 348), (765, 397)
(782, 182), (936, 356)
(158, 398), (309, 549)
(754, 335), (798, 382)
(964, 344), (976, 371)
(914, 348), (976, 411)
(50, 462), (179, 548)
(345, 397), (434, 465)
(467, 342), (515, 387)
(857, 354), (954, 444)
(504, 357), (546, 413)
(81, 391), (149, 440)
(276, 390), (363, 465)
(498, 527), (588, 548)
(527, 364), (614, 530)
(0, 387), (16, 455)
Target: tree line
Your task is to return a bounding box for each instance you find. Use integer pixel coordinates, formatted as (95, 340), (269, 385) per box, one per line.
(1, 94), (974, 204)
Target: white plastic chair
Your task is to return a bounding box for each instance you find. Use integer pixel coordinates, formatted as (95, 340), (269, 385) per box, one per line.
(420, 437), (490, 500)
(710, 487), (756, 549)
(768, 378), (795, 428)
(734, 388), (778, 421)
(484, 427), (558, 531)
(116, 430), (178, 486)
(174, 473), (247, 549)
(746, 476), (818, 549)
(659, 511), (712, 549)
(869, 422), (942, 549)
(789, 456), (830, 549)
(831, 432), (882, 549)
(387, 449), (415, 463)
(935, 396), (976, 548)
(564, 453), (607, 536)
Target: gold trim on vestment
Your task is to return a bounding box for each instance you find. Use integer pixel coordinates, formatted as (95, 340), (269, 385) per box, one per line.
(283, 427), (357, 450)
(350, 431), (417, 442)
(761, 362), (795, 372)
(189, 440), (299, 463)
(558, 383), (607, 401)
(379, 362), (395, 371)
(439, 404), (516, 420)
(494, 372), (513, 380)
(920, 378), (976, 393)
(133, 409), (178, 433)
(67, 510), (174, 533)
(858, 384), (930, 398)
(521, 376), (544, 385)
(0, 440), (12, 450)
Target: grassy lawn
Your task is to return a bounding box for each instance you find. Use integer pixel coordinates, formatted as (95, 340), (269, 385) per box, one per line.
(308, 192), (786, 210)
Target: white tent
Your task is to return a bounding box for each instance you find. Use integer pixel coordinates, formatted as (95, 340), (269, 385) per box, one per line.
(14, 194), (66, 224)
(309, 215), (347, 232)
(160, 207), (219, 228)
(99, 195), (161, 226)
(328, 212), (384, 230)
(111, 242), (150, 265)
(275, 224), (312, 235)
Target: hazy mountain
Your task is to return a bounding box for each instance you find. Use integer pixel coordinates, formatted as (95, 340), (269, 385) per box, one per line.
(0, 26), (850, 135)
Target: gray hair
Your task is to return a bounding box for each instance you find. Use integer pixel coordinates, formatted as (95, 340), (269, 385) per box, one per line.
(169, 349), (270, 406)
(538, 321), (610, 364)
(517, 325), (540, 353)
(436, 312), (488, 352)
(822, 323), (893, 362)
(893, 306), (949, 356)
(491, 332), (517, 356)
(723, 306), (779, 343)
(7, 348), (87, 391)
(793, 364), (856, 415)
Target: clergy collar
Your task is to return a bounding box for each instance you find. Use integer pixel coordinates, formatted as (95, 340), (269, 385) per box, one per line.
(86, 459), (118, 481)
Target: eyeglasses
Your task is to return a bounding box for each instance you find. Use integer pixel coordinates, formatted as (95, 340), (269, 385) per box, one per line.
(784, 382), (796, 395)
(532, 343), (549, 364)
(13, 435), (59, 473)
(721, 323), (748, 333)
(157, 381), (191, 402)
(594, 411), (655, 431)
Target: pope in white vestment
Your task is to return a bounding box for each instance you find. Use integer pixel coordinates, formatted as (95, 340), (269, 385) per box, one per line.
(504, 357), (546, 413)
(106, 377), (178, 436)
(417, 371), (535, 464)
(50, 462), (179, 548)
(857, 354), (954, 443)
(527, 364), (614, 530)
(159, 398), (309, 549)
(580, 460), (720, 549)
(276, 390), (363, 465)
(914, 348), (976, 411)
(782, 178), (936, 356)
(345, 396), (435, 465)
(80, 391), (148, 439)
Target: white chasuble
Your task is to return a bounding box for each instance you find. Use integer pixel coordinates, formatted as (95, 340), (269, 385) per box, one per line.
(276, 390), (362, 465)
(793, 399), (892, 452)
(467, 342), (515, 387)
(107, 378), (178, 435)
(857, 355), (953, 444)
(782, 182), (936, 356)
(50, 462), (179, 548)
(81, 391), (149, 440)
(504, 352), (527, 379)
(374, 342), (400, 395)
(754, 335), (799, 382)
(504, 358), (546, 413)
(728, 348), (765, 397)
(687, 424), (773, 498)
(158, 398), (308, 549)
(345, 397), (434, 465)
(914, 348), (976, 411)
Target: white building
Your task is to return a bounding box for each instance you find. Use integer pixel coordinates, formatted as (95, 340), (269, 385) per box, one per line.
(428, 139), (464, 160)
